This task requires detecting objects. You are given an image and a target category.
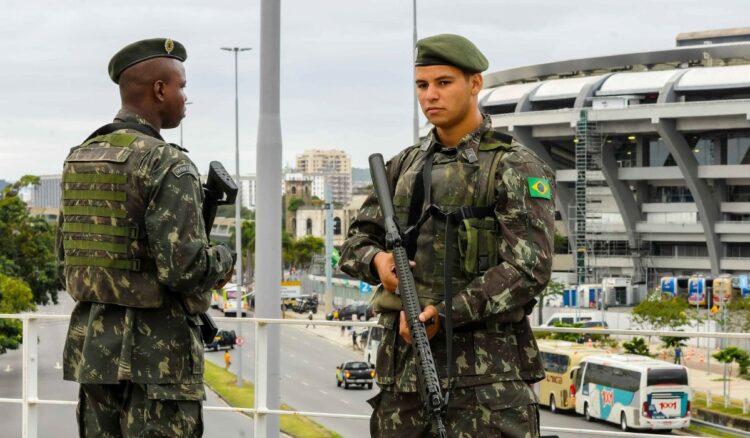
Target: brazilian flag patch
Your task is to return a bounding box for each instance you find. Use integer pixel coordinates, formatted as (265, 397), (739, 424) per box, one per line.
(528, 177), (551, 199)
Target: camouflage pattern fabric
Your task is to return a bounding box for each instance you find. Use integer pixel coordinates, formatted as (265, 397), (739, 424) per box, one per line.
(58, 110), (234, 434)
(340, 115), (555, 395)
(78, 382), (203, 437)
(369, 384), (540, 438)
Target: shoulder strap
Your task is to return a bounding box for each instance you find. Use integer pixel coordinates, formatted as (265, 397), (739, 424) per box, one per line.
(84, 122), (164, 143)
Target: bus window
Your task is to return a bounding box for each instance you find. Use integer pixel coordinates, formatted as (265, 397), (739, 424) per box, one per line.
(542, 352), (570, 374)
(613, 368), (641, 392)
(648, 368), (688, 386)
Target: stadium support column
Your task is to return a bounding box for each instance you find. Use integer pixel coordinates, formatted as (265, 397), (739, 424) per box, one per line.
(655, 70), (721, 275)
(510, 83), (575, 252)
(255, 0), (281, 436)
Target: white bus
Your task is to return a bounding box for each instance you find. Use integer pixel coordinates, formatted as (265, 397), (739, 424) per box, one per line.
(363, 326), (383, 365)
(575, 355), (691, 432)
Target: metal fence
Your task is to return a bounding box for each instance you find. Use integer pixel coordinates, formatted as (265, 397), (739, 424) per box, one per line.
(2, 312), (749, 438)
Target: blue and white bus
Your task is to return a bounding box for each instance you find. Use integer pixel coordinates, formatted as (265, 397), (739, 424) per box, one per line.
(574, 354), (691, 432)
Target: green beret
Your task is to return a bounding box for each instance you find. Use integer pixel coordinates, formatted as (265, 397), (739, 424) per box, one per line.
(415, 34), (488, 73)
(108, 38), (187, 83)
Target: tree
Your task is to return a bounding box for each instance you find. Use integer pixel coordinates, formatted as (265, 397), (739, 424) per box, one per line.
(537, 279), (565, 325)
(0, 273), (36, 353)
(216, 204), (254, 220)
(632, 298), (695, 331)
(713, 346), (750, 403)
(229, 220), (256, 284)
(660, 335), (688, 350)
(622, 337), (651, 356)
(714, 347), (750, 376)
(288, 236), (325, 268)
(287, 198), (305, 212)
(0, 176), (59, 305)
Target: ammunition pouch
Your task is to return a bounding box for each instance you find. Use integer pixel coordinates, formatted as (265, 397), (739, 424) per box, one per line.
(458, 217), (498, 276)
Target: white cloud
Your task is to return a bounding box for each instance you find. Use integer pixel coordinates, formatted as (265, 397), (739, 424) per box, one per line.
(1, 0), (749, 180)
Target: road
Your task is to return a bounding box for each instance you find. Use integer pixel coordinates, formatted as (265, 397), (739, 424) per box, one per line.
(0, 298), (257, 438)
(0, 298), (686, 437)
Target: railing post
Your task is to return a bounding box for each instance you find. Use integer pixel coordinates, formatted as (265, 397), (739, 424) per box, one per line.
(22, 316), (38, 438)
(254, 320), (268, 434)
(707, 389), (712, 408)
(743, 398), (748, 415)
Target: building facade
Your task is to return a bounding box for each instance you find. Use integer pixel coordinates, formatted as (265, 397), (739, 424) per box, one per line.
(295, 149), (353, 204)
(30, 175), (61, 209)
(478, 36), (750, 288)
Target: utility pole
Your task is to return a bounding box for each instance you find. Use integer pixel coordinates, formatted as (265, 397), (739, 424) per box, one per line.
(412, 0), (419, 143)
(220, 46), (251, 388)
(324, 183), (334, 313)
(255, 0), (282, 435)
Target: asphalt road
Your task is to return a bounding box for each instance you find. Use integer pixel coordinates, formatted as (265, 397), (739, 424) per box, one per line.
(0, 298), (683, 438)
(207, 308), (373, 438)
(0, 298), (257, 438)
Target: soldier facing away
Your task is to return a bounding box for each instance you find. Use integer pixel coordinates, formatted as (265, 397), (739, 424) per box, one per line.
(56, 38), (234, 437)
(340, 34), (556, 437)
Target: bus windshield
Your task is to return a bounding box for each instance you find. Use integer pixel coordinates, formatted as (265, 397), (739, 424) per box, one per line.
(647, 368), (688, 386)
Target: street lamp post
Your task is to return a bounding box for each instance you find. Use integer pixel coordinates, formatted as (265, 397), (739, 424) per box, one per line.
(221, 46), (252, 388)
(179, 101), (193, 146)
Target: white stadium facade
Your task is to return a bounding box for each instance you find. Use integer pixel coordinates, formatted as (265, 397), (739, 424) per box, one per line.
(477, 29), (750, 289)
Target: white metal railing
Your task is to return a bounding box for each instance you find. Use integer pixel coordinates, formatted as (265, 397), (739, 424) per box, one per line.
(2, 312), (749, 437)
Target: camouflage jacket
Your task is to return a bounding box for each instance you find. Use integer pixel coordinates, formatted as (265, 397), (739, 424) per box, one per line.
(59, 110), (233, 391)
(340, 115), (556, 393)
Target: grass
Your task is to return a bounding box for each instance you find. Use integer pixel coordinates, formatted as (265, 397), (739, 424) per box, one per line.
(688, 423), (742, 437)
(693, 390), (750, 419)
(203, 361), (343, 438)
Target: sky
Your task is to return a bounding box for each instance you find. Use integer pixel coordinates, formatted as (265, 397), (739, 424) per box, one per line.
(0, 0), (748, 181)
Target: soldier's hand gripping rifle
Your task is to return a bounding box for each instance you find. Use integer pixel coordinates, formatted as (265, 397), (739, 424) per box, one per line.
(198, 161), (239, 344)
(369, 153), (447, 438)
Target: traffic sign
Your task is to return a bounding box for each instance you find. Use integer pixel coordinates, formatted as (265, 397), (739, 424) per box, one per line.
(710, 305), (719, 315)
(236, 336), (245, 346)
(359, 281), (373, 293)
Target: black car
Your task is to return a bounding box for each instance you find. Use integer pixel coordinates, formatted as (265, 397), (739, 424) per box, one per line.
(326, 303), (373, 321)
(205, 329), (236, 351)
(336, 361), (375, 389)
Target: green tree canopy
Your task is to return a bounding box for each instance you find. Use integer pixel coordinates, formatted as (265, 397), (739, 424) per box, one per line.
(713, 346), (750, 376)
(632, 298), (695, 331)
(0, 273), (36, 353)
(622, 337), (651, 356)
(0, 176), (59, 305)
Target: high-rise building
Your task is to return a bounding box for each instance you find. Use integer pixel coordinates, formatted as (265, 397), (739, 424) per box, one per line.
(295, 149), (352, 204)
(30, 175), (61, 209)
(296, 149), (351, 174)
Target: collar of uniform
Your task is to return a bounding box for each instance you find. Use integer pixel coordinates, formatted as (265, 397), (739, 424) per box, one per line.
(419, 130), (436, 152)
(113, 109), (160, 132)
(455, 114), (491, 163)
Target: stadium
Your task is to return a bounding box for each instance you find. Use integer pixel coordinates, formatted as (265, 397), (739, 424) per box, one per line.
(475, 28), (750, 295)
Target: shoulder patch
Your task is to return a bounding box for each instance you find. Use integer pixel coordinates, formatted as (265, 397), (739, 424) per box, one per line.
(528, 177), (552, 199)
(172, 161), (199, 180)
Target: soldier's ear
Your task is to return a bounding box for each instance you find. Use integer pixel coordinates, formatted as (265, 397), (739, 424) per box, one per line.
(153, 80), (166, 102)
(470, 73), (483, 96)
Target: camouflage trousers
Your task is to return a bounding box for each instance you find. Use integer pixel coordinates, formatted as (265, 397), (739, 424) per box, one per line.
(369, 386), (540, 438)
(77, 382), (203, 437)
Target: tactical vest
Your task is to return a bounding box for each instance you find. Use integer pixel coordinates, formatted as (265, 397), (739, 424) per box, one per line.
(391, 137), (509, 304)
(61, 129), (165, 308)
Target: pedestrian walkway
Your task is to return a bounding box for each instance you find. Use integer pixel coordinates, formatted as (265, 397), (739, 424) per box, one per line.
(284, 310), (368, 353)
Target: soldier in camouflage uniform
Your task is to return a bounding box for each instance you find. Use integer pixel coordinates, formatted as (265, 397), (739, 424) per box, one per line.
(56, 38), (234, 437)
(340, 34), (556, 437)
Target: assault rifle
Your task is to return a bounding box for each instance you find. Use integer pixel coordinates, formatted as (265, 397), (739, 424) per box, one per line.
(369, 153), (447, 437)
(199, 161), (239, 344)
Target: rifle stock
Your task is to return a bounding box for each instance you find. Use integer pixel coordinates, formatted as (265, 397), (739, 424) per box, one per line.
(369, 153), (447, 438)
(198, 161), (239, 344)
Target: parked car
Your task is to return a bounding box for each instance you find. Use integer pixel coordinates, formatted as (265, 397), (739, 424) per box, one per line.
(326, 303), (373, 321)
(336, 361), (375, 389)
(205, 329), (237, 351)
(292, 295), (318, 314)
(539, 312), (594, 328)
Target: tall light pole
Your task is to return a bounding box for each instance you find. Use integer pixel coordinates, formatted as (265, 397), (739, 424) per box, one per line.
(179, 101), (193, 146)
(412, 0), (419, 143)
(221, 46), (251, 388)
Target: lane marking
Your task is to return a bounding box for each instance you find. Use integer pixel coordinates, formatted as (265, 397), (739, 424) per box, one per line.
(319, 390), (328, 395)
(301, 381), (309, 387)
(340, 399), (351, 405)
(285, 374), (292, 379)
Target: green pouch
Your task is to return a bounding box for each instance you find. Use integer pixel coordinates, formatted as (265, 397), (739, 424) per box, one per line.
(370, 285), (403, 313)
(458, 217), (498, 276)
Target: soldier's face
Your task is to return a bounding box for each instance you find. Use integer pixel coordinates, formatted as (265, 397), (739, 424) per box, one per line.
(415, 65), (482, 130)
(161, 62), (187, 129)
